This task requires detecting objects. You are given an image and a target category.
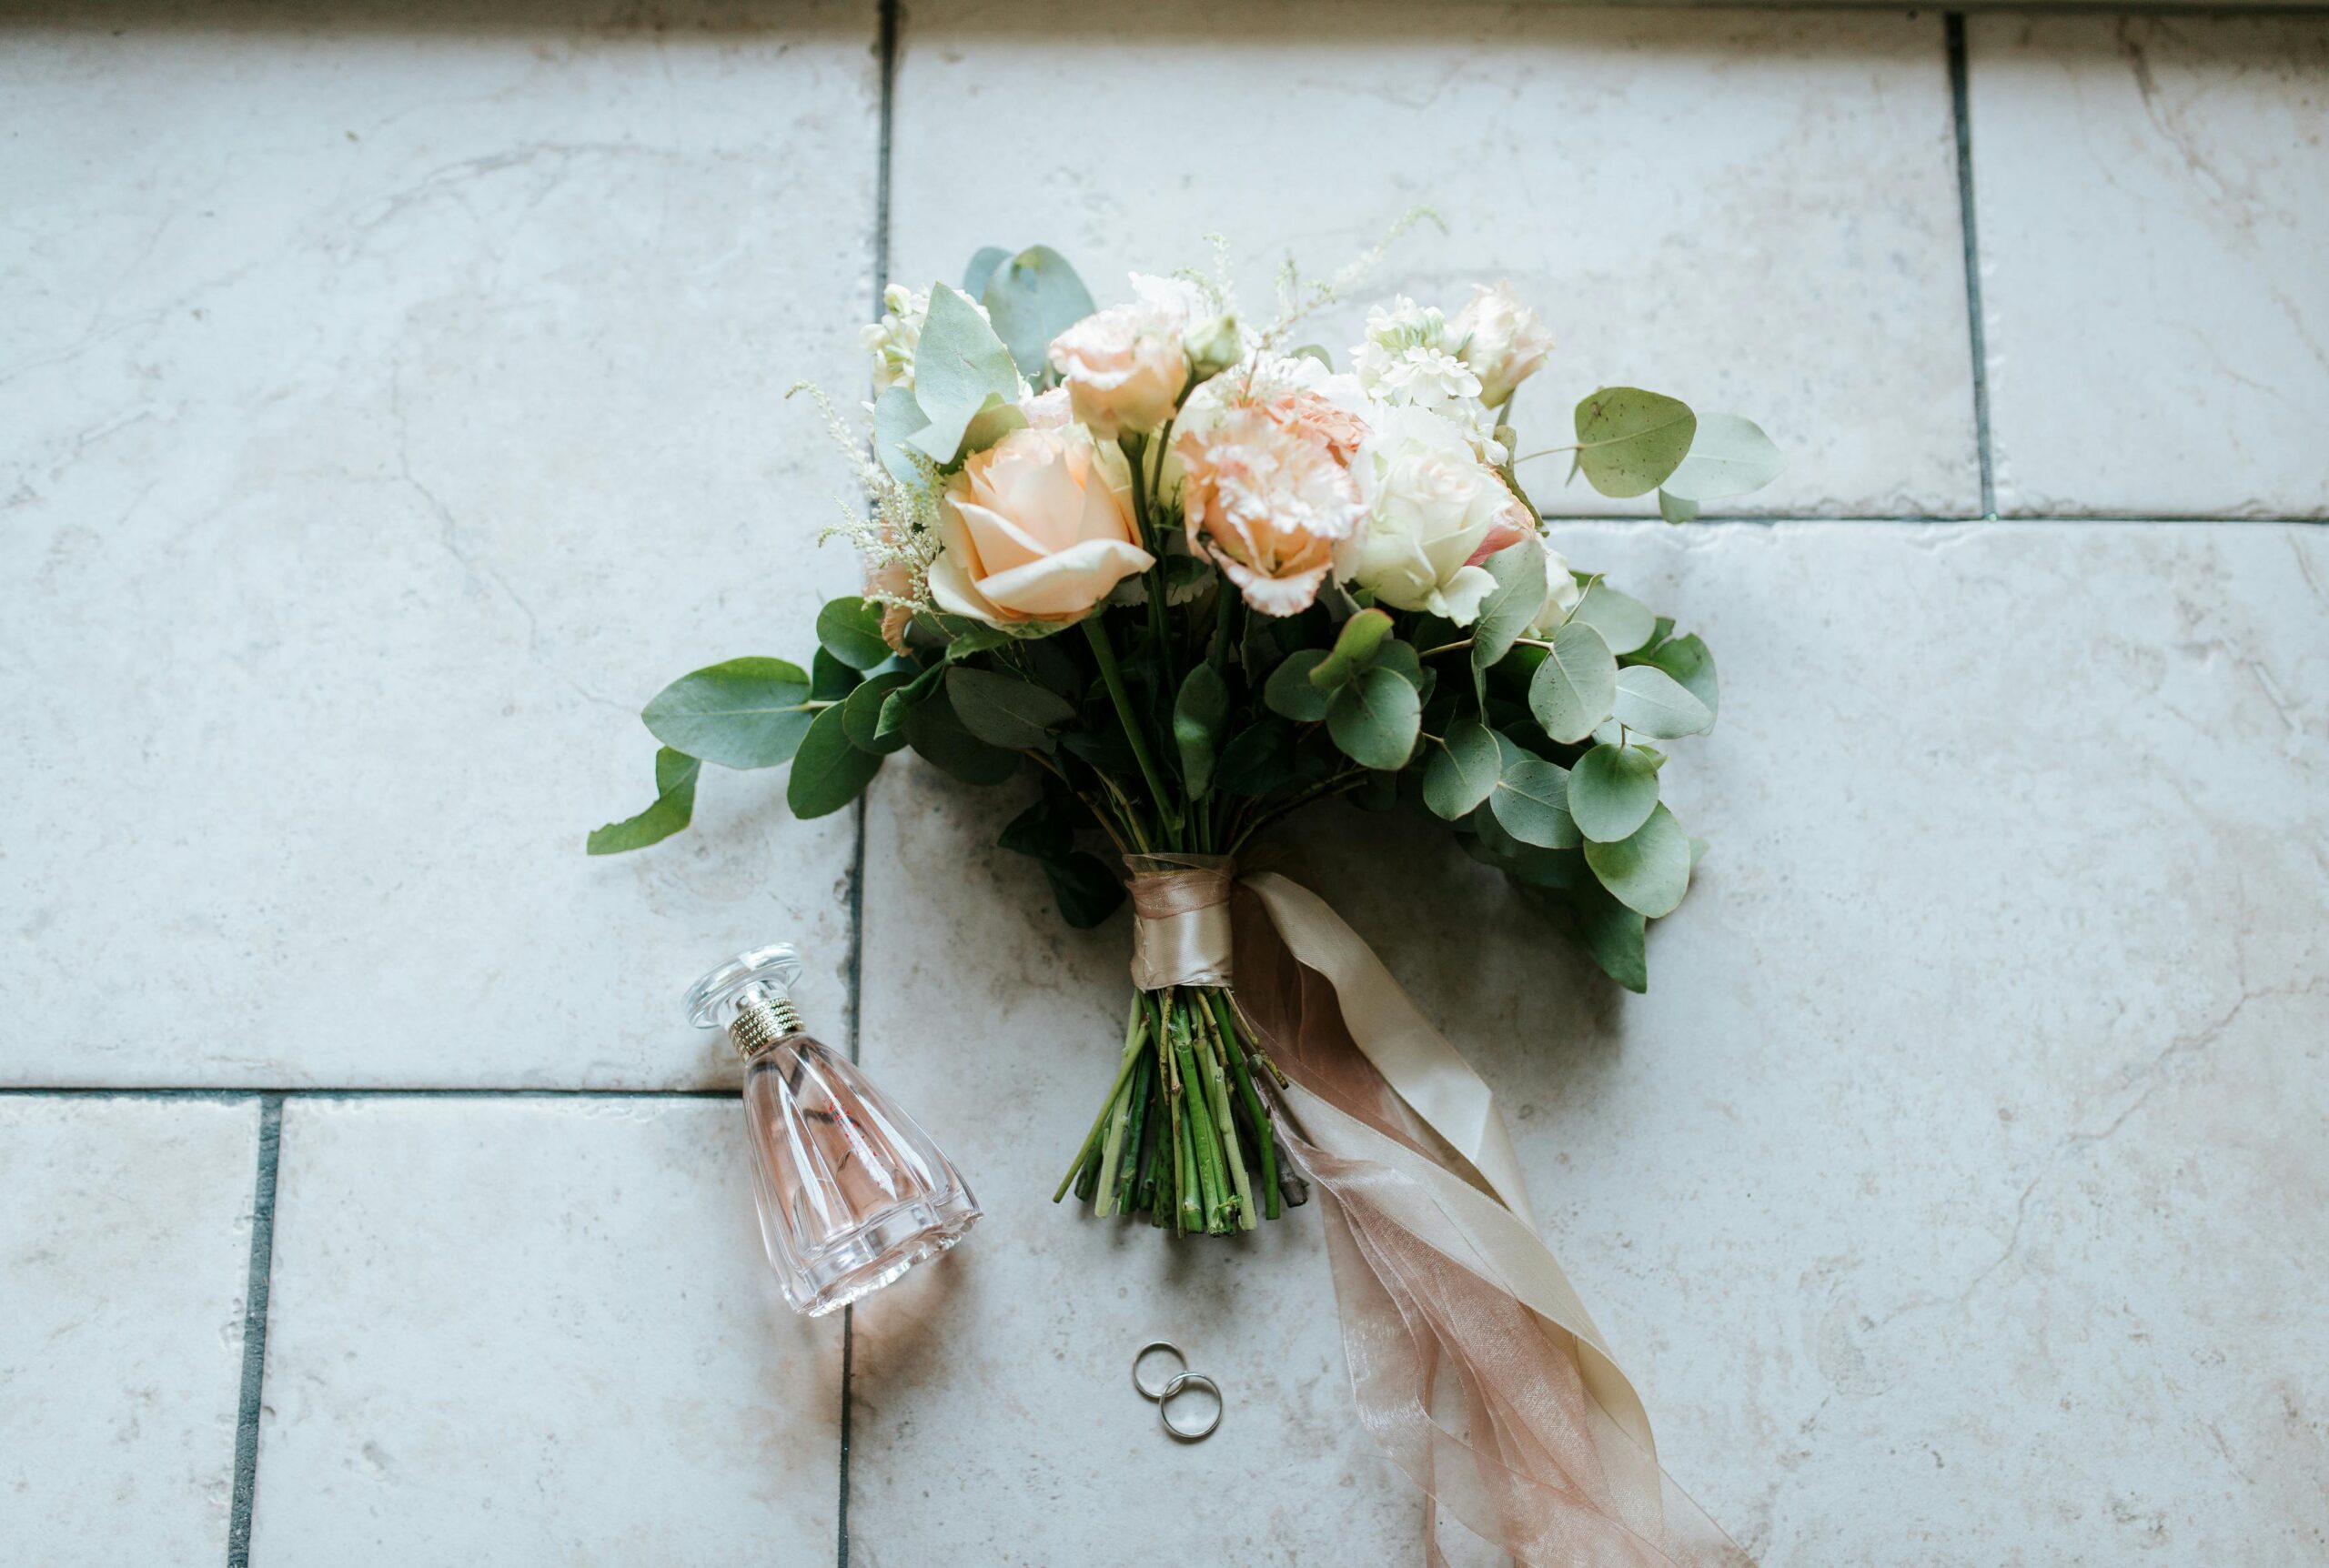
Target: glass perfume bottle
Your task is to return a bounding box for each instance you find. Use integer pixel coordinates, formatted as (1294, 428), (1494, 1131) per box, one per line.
(686, 944), (980, 1316)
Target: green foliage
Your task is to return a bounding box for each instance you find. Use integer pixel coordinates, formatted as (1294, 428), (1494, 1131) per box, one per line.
(1633, 633), (1718, 719)
(586, 749), (701, 855)
(842, 669), (915, 755)
(1572, 387), (1697, 498)
(1264, 650), (1332, 721)
(902, 684), (1019, 785)
(1526, 620), (1616, 744)
(1487, 734), (1578, 849)
(981, 245), (1097, 387)
(1610, 665), (1713, 739)
(1422, 717), (1499, 819)
(1583, 801), (1691, 917)
(1310, 608), (1395, 689)
(1568, 579), (1656, 656)
(1660, 413), (1783, 502)
(641, 658), (818, 770)
(786, 703), (882, 819)
(1568, 742), (1660, 843)
(816, 598), (892, 671)
(1469, 538), (1548, 701)
(1326, 667), (1421, 770)
(907, 285), (1022, 463)
(945, 666), (1077, 751)
(1172, 663), (1230, 798)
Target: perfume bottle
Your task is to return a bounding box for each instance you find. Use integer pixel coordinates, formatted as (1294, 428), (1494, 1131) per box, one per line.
(686, 944), (980, 1316)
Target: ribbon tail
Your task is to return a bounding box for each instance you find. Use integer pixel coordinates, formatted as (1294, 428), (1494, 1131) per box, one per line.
(1231, 872), (1750, 1568)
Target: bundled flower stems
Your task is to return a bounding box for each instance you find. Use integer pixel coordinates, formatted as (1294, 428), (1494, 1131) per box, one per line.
(590, 232), (1780, 1239)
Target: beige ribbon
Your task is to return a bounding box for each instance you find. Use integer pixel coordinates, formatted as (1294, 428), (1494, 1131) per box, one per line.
(1123, 859), (1744, 1567)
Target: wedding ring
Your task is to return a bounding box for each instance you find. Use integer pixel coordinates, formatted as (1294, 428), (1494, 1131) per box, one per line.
(1157, 1371), (1222, 1442)
(1132, 1340), (1187, 1402)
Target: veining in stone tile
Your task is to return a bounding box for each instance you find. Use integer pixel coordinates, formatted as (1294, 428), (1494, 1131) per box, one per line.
(0, 3), (882, 1087)
(249, 1096), (840, 1564)
(891, 0), (1978, 519)
(855, 522), (2327, 1564)
(0, 1096), (260, 1566)
(1971, 16), (2329, 518)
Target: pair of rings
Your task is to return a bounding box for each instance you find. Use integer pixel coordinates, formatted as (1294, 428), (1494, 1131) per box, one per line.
(1132, 1340), (1222, 1442)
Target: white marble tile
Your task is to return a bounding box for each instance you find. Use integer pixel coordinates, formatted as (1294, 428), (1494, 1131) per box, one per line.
(853, 522), (2328, 1563)
(248, 1096), (840, 1563)
(0, 1096), (259, 1565)
(891, 0), (1978, 518)
(1971, 16), (2329, 518)
(0, 4), (882, 1087)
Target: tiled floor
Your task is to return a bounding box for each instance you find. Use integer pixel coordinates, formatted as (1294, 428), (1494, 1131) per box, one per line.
(2, 5), (2324, 1567)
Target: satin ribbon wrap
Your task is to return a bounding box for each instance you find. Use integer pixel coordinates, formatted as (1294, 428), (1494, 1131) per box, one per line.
(1123, 859), (1745, 1568)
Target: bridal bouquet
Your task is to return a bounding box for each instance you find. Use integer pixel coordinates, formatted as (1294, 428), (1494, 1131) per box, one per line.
(591, 237), (1775, 1237)
(595, 236), (1774, 1564)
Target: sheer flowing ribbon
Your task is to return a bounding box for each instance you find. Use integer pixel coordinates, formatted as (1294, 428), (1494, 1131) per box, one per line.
(1124, 859), (1747, 1568)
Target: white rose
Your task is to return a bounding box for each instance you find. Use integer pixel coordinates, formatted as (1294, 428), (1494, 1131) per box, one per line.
(1337, 406), (1517, 624)
(1450, 282), (1553, 408)
(1046, 274), (1205, 440)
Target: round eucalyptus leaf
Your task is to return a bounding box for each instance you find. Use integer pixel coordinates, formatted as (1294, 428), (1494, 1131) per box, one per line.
(1527, 620), (1617, 743)
(1422, 717), (1500, 819)
(1659, 413), (1783, 502)
(1487, 734), (1578, 849)
(1468, 538), (1548, 682)
(1637, 633), (1718, 719)
(1568, 743), (1660, 842)
(842, 670), (915, 756)
(1265, 648), (1333, 721)
(1572, 387), (1697, 498)
(1568, 579), (1657, 656)
(815, 598), (892, 670)
(1611, 665), (1713, 739)
(1326, 666), (1421, 771)
(945, 665), (1077, 751)
(1582, 802), (1691, 918)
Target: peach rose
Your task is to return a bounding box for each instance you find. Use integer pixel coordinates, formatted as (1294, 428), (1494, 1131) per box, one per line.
(1176, 405), (1363, 618)
(928, 423), (1154, 628)
(1046, 287), (1190, 440)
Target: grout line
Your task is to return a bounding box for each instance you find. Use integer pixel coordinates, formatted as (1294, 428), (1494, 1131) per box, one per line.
(225, 1094), (283, 1568)
(841, 5), (898, 1565)
(1946, 12), (1997, 519)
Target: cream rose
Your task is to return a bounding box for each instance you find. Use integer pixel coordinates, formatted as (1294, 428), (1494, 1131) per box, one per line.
(1176, 405), (1363, 618)
(1046, 276), (1195, 439)
(1336, 406), (1518, 624)
(928, 423), (1154, 628)
(1450, 282), (1553, 408)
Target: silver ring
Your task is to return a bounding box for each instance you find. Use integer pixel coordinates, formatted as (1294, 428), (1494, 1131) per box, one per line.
(1158, 1371), (1222, 1442)
(1132, 1340), (1187, 1402)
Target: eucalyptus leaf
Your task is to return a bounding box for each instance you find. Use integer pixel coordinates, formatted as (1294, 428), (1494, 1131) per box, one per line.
(1376, 638), (1424, 691)
(1326, 666), (1421, 770)
(1572, 387), (1697, 498)
(872, 385), (934, 490)
(1311, 608), (1395, 689)
(962, 246), (1011, 301)
(842, 669), (915, 756)
(1487, 734), (1578, 849)
(585, 748), (701, 855)
(1570, 883), (1649, 993)
(811, 648), (860, 702)
(1659, 413), (1782, 502)
(982, 246), (1098, 387)
(785, 704), (882, 819)
(1658, 489), (1699, 525)
(1173, 662), (1231, 798)
(1265, 649), (1333, 721)
(1568, 742), (1660, 843)
(1422, 717), (1500, 819)
(902, 688), (1019, 785)
(1611, 665), (1714, 739)
(1215, 719), (1296, 796)
(1568, 579), (1656, 656)
(909, 285), (1023, 462)
(1583, 801), (1691, 917)
(998, 797), (1074, 860)
(1526, 619), (1617, 744)
(875, 661), (944, 739)
(945, 666), (1076, 751)
(816, 598), (891, 671)
(1469, 537), (1548, 701)
(1043, 851), (1125, 929)
(1636, 633), (1718, 719)
(640, 657), (817, 770)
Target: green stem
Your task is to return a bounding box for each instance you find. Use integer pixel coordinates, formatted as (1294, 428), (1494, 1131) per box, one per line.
(1081, 616), (1177, 835)
(1210, 993), (1279, 1221)
(1174, 1014), (1229, 1231)
(1053, 997), (1147, 1202)
(1197, 1001), (1255, 1231)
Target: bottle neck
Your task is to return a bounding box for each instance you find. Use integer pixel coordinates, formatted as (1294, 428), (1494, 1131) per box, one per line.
(731, 992), (805, 1060)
